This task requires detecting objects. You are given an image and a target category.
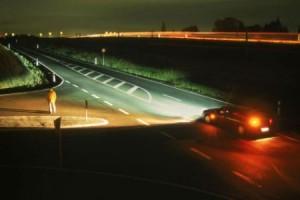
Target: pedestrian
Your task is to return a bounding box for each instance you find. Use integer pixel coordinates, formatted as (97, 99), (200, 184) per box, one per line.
(47, 88), (57, 114)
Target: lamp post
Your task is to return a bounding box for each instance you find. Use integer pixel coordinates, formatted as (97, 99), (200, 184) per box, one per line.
(101, 48), (106, 66)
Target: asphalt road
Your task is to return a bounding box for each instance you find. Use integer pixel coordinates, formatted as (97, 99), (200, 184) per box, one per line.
(1, 124), (300, 199)
(17, 46), (225, 122)
(0, 45), (300, 199)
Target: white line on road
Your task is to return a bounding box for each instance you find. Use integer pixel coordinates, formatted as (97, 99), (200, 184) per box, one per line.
(104, 101), (113, 106)
(163, 94), (182, 102)
(81, 89), (89, 93)
(118, 108), (130, 115)
(102, 77), (114, 84)
(65, 80), (70, 84)
(232, 171), (262, 188)
(78, 68), (87, 73)
(85, 71), (94, 76)
(127, 86), (139, 94)
(91, 94), (100, 99)
(113, 81), (126, 89)
(190, 147), (212, 160)
(93, 74), (103, 80)
(136, 118), (150, 126)
(72, 84), (79, 88)
(279, 134), (300, 143)
(160, 131), (176, 140)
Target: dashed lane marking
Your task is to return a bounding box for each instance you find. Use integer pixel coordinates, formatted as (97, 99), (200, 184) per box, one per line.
(81, 89), (89, 93)
(232, 171), (262, 188)
(136, 118), (150, 126)
(163, 94), (182, 102)
(72, 84), (79, 88)
(190, 147), (212, 160)
(91, 94), (100, 99)
(160, 131), (177, 140)
(118, 108), (130, 115)
(104, 101), (113, 106)
(65, 80), (70, 84)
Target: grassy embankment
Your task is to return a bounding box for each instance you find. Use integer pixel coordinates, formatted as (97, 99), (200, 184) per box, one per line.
(45, 45), (225, 99)
(0, 45), (47, 90)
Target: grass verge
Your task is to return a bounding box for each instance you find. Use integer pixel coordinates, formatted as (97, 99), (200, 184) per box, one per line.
(0, 45), (48, 90)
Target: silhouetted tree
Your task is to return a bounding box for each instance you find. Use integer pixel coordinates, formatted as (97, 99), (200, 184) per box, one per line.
(161, 21), (166, 32)
(182, 25), (199, 32)
(263, 18), (288, 32)
(213, 17), (245, 32)
(246, 24), (263, 32)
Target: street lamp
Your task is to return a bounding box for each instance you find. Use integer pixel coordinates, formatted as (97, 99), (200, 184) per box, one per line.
(39, 33), (43, 37)
(101, 48), (106, 66)
(60, 31), (63, 37)
(48, 32), (52, 37)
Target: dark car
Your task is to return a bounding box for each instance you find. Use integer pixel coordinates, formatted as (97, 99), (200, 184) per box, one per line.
(201, 106), (274, 136)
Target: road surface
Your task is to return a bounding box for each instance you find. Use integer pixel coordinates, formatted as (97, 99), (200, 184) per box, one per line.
(0, 45), (299, 199)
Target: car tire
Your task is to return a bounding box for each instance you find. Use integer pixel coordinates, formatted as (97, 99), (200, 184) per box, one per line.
(238, 125), (245, 134)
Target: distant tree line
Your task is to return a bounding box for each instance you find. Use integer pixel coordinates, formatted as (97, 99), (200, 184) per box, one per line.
(213, 17), (289, 32)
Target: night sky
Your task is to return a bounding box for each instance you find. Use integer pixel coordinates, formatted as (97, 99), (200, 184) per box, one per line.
(0, 0), (299, 34)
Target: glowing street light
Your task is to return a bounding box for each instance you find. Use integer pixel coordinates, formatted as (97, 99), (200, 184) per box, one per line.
(60, 31), (63, 37)
(11, 33), (15, 37)
(101, 48), (106, 66)
(39, 33), (43, 37)
(48, 32), (52, 37)
(4, 33), (8, 37)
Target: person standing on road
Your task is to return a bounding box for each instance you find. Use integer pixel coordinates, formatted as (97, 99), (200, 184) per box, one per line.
(47, 88), (57, 114)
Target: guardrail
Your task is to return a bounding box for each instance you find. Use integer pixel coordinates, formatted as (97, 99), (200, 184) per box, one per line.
(76, 31), (300, 44)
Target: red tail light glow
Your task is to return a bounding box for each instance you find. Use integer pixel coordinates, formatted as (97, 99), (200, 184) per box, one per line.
(210, 113), (216, 120)
(248, 117), (261, 128)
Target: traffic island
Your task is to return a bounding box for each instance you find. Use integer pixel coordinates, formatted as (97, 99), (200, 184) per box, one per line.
(0, 116), (108, 129)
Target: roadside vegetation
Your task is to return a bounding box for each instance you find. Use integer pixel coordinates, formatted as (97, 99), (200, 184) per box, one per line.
(0, 45), (47, 90)
(45, 45), (225, 99)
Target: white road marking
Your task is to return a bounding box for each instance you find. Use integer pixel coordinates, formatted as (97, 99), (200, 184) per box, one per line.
(118, 108), (130, 115)
(190, 147), (212, 160)
(127, 86), (139, 94)
(81, 89), (89, 93)
(163, 94), (182, 102)
(85, 71), (94, 76)
(113, 81), (126, 88)
(232, 171), (263, 188)
(102, 77), (114, 84)
(72, 84), (79, 88)
(71, 66), (78, 70)
(279, 134), (300, 143)
(65, 80), (70, 84)
(78, 68), (87, 73)
(136, 118), (150, 126)
(104, 101), (113, 106)
(91, 94), (100, 99)
(160, 132), (176, 140)
(93, 74), (103, 80)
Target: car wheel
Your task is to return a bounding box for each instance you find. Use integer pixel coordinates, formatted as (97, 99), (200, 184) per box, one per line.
(238, 125), (245, 134)
(204, 115), (211, 123)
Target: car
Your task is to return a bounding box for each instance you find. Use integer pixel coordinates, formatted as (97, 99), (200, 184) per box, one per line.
(201, 106), (274, 137)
